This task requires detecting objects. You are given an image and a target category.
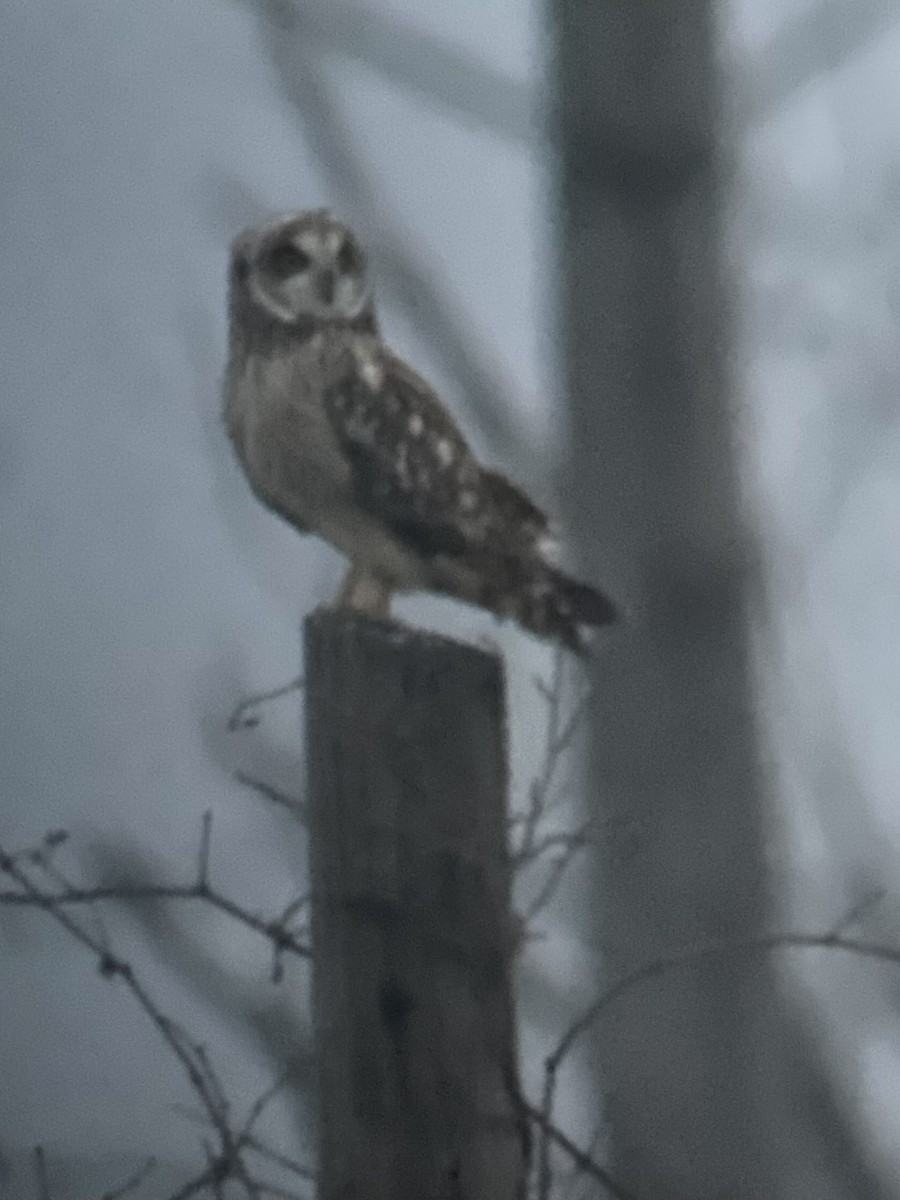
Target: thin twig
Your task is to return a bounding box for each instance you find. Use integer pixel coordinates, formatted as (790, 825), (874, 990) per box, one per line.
(519, 1100), (637, 1200)
(513, 654), (594, 938)
(231, 0), (891, 160)
(167, 1160), (223, 1200)
(234, 771), (308, 823)
(539, 925), (900, 1178)
(176, 1103), (316, 1183)
(518, 653), (566, 866)
(253, 1182), (309, 1200)
(0, 821), (312, 960)
(829, 887), (885, 937)
(1, 839), (312, 1200)
(198, 810), (212, 888)
(0, 877), (311, 959)
(521, 840), (590, 926)
(277, 892), (310, 927)
(228, 677), (304, 732)
(99, 1156), (158, 1200)
(0, 847), (227, 1170)
(241, 1134), (316, 1183)
(32, 1146), (51, 1200)
(174, 1077), (315, 1200)
(517, 653), (592, 864)
(512, 826), (592, 870)
(559, 1117), (607, 1200)
(732, 0), (900, 134)
(265, 0), (533, 144)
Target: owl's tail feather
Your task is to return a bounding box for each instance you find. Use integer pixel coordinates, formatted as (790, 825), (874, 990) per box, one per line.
(513, 566), (618, 655)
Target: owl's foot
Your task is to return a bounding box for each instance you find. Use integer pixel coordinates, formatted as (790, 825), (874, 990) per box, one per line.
(332, 565), (393, 618)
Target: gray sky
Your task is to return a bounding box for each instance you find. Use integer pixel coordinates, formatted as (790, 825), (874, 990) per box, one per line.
(0, 0), (553, 1182)
(2, 0), (900, 1190)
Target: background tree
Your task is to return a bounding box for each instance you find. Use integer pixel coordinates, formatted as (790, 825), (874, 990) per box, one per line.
(3, 0), (900, 1194)
(547, 4), (889, 1197)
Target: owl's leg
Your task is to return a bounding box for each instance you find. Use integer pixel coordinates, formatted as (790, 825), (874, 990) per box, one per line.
(333, 565), (393, 618)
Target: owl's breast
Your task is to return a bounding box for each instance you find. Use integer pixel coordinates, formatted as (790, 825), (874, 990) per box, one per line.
(225, 345), (353, 530)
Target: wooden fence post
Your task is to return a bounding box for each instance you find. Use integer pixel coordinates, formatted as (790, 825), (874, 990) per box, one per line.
(304, 610), (528, 1200)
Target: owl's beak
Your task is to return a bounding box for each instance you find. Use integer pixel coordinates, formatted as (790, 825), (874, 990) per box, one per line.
(317, 270), (336, 305)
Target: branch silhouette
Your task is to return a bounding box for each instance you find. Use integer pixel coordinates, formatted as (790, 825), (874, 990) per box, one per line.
(0, 832), (313, 1200)
(0, 817), (311, 964)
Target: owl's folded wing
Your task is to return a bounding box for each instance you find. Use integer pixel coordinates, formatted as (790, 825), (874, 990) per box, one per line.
(323, 350), (549, 562)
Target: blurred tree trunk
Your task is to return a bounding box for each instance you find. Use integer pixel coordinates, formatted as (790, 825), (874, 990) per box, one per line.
(547, 6), (793, 1197)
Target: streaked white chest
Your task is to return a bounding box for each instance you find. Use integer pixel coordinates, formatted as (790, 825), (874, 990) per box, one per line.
(226, 337), (351, 522)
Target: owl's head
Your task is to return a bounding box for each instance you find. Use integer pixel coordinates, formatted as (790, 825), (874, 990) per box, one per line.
(231, 209), (372, 327)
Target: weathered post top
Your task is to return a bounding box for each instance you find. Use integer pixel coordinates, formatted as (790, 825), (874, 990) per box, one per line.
(305, 610), (527, 1200)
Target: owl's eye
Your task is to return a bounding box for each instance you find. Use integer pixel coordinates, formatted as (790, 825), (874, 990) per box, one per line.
(268, 242), (312, 278)
(336, 237), (361, 275)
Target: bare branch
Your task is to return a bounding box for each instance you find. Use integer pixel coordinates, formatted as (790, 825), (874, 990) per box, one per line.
(198, 810), (212, 889)
(536, 925), (900, 1176)
(511, 826), (592, 871)
(3, 823), (316, 1197)
(519, 1100), (637, 1200)
(177, 1102), (316, 1185)
(2, 842), (313, 1200)
(554, 930), (900, 1069)
(234, 771), (308, 824)
(829, 887), (886, 937)
(517, 653), (567, 864)
(167, 1161), (222, 1200)
(32, 1146), (51, 1200)
(1, 852), (230, 1171)
(228, 677), (304, 732)
(99, 1156), (158, 1200)
(513, 652), (593, 926)
(520, 827), (591, 925)
(240, 1137), (315, 1186)
(558, 1117), (607, 1200)
(0, 821), (312, 960)
(230, 0), (900, 154)
(176, 1077), (315, 1199)
(733, 0), (900, 132)
(259, 0), (534, 144)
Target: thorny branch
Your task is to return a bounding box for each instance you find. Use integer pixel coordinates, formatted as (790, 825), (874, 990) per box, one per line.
(512, 652), (594, 925)
(228, 676), (304, 732)
(519, 1101), (637, 1200)
(0, 819), (312, 965)
(176, 1101), (316, 1189)
(558, 1118), (607, 1200)
(6, 818), (900, 1198)
(535, 903), (900, 1200)
(32, 1148), (159, 1200)
(508, 694), (900, 1200)
(227, 676), (308, 822)
(0, 836), (313, 1200)
(233, 771), (308, 825)
(234, 0), (896, 154)
(32, 1146), (50, 1200)
(11, 670), (900, 1199)
(261, 0), (533, 144)
(99, 1155), (159, 1200)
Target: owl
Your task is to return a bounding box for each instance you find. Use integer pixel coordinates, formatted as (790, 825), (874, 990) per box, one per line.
(224, 208), (616, 652)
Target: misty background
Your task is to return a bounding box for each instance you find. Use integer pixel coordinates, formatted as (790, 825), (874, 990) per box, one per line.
(2, 0), (900, 1195)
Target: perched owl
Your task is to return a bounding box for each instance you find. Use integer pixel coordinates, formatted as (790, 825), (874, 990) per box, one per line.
(224, 208), (616, 651)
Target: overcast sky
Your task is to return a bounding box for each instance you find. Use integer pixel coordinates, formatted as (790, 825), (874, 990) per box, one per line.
(2, 0), (900, 1191)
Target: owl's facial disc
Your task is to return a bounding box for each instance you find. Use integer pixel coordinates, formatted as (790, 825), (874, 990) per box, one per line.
(251, 220), (371, 324)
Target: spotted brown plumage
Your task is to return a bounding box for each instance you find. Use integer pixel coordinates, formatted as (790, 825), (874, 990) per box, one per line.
(224, 208), (617, 651)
